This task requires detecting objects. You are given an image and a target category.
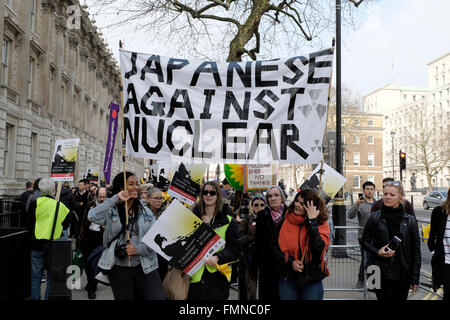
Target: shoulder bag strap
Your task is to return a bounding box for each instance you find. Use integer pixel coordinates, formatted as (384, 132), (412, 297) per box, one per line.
(49, 201), (60, 240)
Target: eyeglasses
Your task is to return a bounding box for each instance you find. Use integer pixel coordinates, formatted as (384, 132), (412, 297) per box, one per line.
(267, 193), (281, 198)
(385, 181), (401, 187)
(150, 197), (164, 200)
(252, 203), (265, 207)
(202, 190), (217, 196)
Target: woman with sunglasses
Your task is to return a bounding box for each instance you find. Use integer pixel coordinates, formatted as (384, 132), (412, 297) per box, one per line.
(270, 189), (330, 300)
(255, 185), (287, 300)
(427, 187), (450, 300)
(361, 181), (421, 300)
(238, 195), (266, 300)
(188, 181), (241, 300)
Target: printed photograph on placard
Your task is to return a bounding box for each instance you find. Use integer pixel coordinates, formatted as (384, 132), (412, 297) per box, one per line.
(142, 200), (225, 276)
(168, 163), (207, 205)
(50, 138), (80, 181)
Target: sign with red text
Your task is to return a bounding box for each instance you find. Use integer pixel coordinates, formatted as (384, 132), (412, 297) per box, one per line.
(243, 164), (278, 192)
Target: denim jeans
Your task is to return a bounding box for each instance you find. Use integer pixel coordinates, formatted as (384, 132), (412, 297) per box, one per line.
(30, 250), (50, 300)
(278, 277), (324, 300)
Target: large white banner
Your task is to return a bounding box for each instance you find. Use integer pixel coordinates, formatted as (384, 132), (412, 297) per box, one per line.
(120, 49), (333, 164)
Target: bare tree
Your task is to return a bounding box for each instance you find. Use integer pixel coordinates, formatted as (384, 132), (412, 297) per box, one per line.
(403, 110), (450, 191)
(86, 0), (372, 62)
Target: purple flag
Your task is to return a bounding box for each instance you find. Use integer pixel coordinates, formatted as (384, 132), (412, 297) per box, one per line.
(103, 103), (120, 184)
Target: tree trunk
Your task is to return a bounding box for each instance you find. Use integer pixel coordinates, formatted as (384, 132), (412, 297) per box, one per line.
(227, 0), (270, 62)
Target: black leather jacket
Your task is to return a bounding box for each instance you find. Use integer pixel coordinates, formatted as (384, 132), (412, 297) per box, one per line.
(361, 209), (421, 284)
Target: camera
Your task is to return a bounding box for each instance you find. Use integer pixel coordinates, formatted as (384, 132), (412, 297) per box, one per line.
(114, 243), (128, 259)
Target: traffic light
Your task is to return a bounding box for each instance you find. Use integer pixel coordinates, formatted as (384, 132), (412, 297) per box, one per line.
(399, 151), (406, 171)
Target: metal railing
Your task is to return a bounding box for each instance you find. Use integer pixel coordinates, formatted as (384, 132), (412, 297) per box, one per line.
(323, 225), (370, 299)
(0, 196), (25, 229)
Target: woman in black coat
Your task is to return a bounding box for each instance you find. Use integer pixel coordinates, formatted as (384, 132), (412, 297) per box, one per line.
(361, 181), (421, 300)
(255, 186), (287, 300)
(188, 181), (241, 300)
(428, 187), (450, 300)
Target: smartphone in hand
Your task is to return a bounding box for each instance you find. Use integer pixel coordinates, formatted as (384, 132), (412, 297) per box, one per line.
(386, 236), (402, 251)
(358, 193), (364, 200)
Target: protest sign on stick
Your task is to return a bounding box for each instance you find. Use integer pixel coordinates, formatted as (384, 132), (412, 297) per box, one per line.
(50, 138), (80, 182)
(168, 163), (207, 205)
(243, 164), (278, 193)
(300, 163), (346, 204)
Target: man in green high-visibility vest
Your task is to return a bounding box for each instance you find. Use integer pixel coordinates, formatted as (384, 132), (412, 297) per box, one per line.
(27, 178), (71, 300)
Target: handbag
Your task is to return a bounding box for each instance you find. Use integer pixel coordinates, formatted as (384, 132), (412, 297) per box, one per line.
(43, 201), (61, 270)
(86, 225), (126, 286)
(162, 266), (191, 300)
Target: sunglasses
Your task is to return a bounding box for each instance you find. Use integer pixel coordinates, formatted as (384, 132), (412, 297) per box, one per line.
(252, 203), (265, 207)
(202, 190), (217, 196)
(150, 197), (164, 200)
(385, 181), (401, 187)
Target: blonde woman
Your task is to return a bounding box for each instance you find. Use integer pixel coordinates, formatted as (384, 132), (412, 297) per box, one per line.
(361, 181), (421, 300)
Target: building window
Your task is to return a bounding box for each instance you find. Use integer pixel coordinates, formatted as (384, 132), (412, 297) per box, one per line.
(354, 119), (360, 125)
(353, 176), (361, 189)
(28, 58), (34, 100)
(30, 0), (37, 32)
(31, 132), (38, 176)
(353, 135), (360, 144)
(368, 153), (375, 166)
(368, 175), (375, 183)
(4, 123), (16, 177)
(1, 39), (9, 85)
(443, 75), (446, 86)
(368, 135), (374, 144)
(368, 120), (374, 126)
(353, 152), (360, 166)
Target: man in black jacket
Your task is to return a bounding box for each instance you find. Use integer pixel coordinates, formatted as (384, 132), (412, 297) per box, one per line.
(71, 179), (88, 239)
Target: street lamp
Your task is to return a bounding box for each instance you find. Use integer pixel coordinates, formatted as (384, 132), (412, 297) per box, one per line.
(390, 130), (395, 179)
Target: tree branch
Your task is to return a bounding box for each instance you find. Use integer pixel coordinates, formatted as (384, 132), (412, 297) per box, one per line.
(170, 0), (241, 27)
(347, 0), (364, 8)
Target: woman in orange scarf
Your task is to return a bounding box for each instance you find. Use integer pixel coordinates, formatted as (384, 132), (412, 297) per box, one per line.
(270, 189), (330, 300)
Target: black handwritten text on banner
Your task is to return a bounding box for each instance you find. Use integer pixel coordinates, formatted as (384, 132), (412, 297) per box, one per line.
(119, 49), (333, 164)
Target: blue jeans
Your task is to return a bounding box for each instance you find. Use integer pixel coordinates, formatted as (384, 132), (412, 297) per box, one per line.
(31, 250), (50, 300)
(279, 277), (324, 300)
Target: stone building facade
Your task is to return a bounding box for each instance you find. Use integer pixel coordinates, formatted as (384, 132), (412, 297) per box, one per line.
(0, 0), (146, 194)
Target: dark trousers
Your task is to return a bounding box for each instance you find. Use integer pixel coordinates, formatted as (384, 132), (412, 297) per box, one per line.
(109, 266), (166, 300)
(70, 212), (81, 239)
(188, 270), (229, 300)
(80, 230), (103, 292)
(443, 264), (450, 301)
(375, 276), (410, 300)
(258, 265), (279, 300)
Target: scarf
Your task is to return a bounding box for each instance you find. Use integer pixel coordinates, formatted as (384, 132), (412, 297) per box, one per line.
(270, 204), (284, 225)
(381, 203), (404, 239)
(278, 210), (330, 276)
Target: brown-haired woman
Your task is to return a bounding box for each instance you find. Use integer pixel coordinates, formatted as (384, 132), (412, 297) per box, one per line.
(428, 187), (450, 300)
(270, 189), (330, 300)
(188, 181), (241, 300)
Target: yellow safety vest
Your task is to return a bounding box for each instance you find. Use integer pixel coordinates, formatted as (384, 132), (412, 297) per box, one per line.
(34, 197), (69, 240)
(190, 215), (232, 283)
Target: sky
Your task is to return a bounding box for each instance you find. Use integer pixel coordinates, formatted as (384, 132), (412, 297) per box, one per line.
(86, 0), (450, 98)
